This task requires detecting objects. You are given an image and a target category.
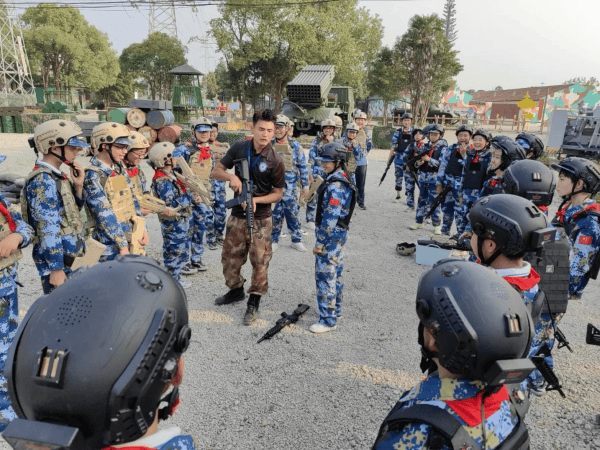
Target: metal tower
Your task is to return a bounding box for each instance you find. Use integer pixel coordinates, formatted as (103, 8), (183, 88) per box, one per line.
(149, 0), (178, 39)
(0, 0), (34, 99)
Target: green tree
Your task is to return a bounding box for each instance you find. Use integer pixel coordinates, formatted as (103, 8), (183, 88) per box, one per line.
(562, 77), (600, 90)
(96, 73), (134, 106)
(120, 32), (186, 100)
(202, 70), (219, 101)
(367, 47), (404, 126)
(21, 4), (119, 90)
(394, 14), (462, 125)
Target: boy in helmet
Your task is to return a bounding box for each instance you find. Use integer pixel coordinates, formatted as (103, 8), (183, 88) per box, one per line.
(551, 157), (600, 300)
(124, 131), (152, 216)
(311, 142), (356, 333)
(389, 113), (413, 201)
(271, 114), (309, 252)
(373, 260), (533, 450)
(85, 122), (148, 261)
(150, 142), (199, 287)
(208, 122), (227, 247)
(306, 118), (337, 230)
(0, 156), (33, 430)
(3, 256), (194, 450)
(345, 110), (371, 209)
(516, 132), (545, 160)
(401, 128), (424, 212)
(24, 119), (88, 294)
(479, 136), (526, 199)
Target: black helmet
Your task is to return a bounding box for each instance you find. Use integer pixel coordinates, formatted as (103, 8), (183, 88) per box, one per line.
(472, 128), (492, 142)
(490, 136), (526, 171)
(401, 113), (413, 120)
(455, 125), (473, 136)
(516, 132), (544, 159)
(428, 123), (444, 137)
(502, 160), (556, 207)
(551, 157), (600, 196)
(468, 194), (555, 265)
(411, 127), (423, 138)
(421, 124), (435, 137)
(5, 256), (191, 449)
(416, 259), (533, 381)
(317, 141), (348, 163)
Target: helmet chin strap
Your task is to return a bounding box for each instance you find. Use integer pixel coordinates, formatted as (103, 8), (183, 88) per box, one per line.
(418, 322), (438, 374)
(49, 147), (80, 177)
(477, 235), (502, 266)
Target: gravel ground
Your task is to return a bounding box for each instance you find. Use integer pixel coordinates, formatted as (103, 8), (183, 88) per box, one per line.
(0, 132), (599, 449)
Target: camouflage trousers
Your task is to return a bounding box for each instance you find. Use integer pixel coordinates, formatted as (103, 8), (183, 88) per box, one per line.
(415, 180), (440, 226)
(209, 180), (227, 244)
(394, 153), (405, 191)
(0, 290), (18, 429)
(404, 172), (416, 208)
(191, 203), (215, 263)
(306, 195), (317, 223)
(272, 191), (302, 243)
(439, 174), (464, 235)
(315, 231), (347, 327)
(457, 187), (483, 234)
(161, 216), (192, 282)
(222, 215), (273, 296)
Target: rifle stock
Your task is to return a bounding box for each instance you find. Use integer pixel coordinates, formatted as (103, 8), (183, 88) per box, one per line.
(425, 183), (452, 220)
(225, 158), (255, 238)
(129, 216), (146, 255)
(300, 176), (324, 207)
(139, 193), (181, 216)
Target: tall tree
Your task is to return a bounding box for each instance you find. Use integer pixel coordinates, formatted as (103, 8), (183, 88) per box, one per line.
(442, 0), (457, 44)
(562, 77), (600, 90)
(366, 47), (405, 126)
(120, 32), (186, 100)
(395, 14), (462, 125)
(21, 4), (119, 90)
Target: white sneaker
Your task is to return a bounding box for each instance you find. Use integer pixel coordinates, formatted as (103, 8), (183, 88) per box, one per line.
(433, 226), (442, 235)
(309, 323), (337, 333)
(305, 222), (316, 230)
(410, 223), (424, 230)
(301, 229), (308, 236)
(280, 233), (288, 238)
(291, 242), (307, 252)
(272, 242), (278, 251)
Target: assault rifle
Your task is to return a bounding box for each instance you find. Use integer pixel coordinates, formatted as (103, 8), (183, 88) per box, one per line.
(225, 158), (255, 239)
(299, 175), (324, 207)
(175, 158), (213, 206)
(404, 146), (430, 184)
(586, 323), (600, 346)
(379, 153), (395, 186)
(257, 304), (310, 343)
(531, 354), (565, 398)
(139, 194), (181, 216)
(425, 183), (452, 220)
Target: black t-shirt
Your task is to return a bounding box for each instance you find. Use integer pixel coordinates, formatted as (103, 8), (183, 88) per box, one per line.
(220, 139), (285, 219)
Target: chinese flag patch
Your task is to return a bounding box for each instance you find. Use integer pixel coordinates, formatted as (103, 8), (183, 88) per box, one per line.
(329, 198), (340, 206)
(579, 235), (593, 245)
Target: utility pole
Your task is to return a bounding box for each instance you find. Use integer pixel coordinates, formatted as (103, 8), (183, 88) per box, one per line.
(148, 0), (178, 39)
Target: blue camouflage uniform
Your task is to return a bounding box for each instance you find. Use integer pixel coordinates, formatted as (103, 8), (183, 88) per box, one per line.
(0, 190), (33, 429)
(152, 170), (194, 282)
(403, 141), (425, 209)
(391, 127), (413, 192)
(306, 136), (328, 223)
(109, 428), (196, 450)
(25, 160), (86, 294)
(374, 374), (522, 450)
(415, 140), (447, 226)
(479, 175), (504, 199)
(210, 141), (227, 243)
(272, 138), (309, 243)
(457, 149), (493, 234)
(435, 144), (465, 234)
(315, 169), (355, 326)
(343, 130), (372, 206)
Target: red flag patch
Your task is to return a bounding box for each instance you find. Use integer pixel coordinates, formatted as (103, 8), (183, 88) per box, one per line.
(329, 198), (340, 206)
(579, 235), (593, 245)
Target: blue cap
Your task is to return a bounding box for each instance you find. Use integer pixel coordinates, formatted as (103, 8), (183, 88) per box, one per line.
(194, 124), (212, 132)
(0, 155), (6, 164)
(173, 144), (186, 158)
(314, 156), (334, 163)
(114, 137), (130, 145)
(516, 138), (531, 149)
(66, 136), (90, 148)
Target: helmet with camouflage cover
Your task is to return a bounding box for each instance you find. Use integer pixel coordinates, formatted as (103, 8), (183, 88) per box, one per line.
(127, 131), (150, 151)
(275, 114), (289, 127)
(286, 116), (295, 128)
(346, 122), (359, 133)
(33, 119), (89, 155)
(91, 122), (131, 155)
(149, 142), (175, 168)
(321, 118), (336, 129)
(333, 116), (343, 128)
(354, 110), (367, 120)
(190, 117), (212, 133)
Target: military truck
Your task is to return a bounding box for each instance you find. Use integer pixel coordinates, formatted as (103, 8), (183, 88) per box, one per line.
(391, 104), (461, 125)
(547, 105), (600, 160)
(280, 65), (354, 137)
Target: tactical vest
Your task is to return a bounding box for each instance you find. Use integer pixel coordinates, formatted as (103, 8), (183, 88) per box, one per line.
(152, 175), (192, 218)
(373, 384), (530, 450)
(273, 142), (295, 172)
(395, 128), (413, 154)
(462, 152), (490, 190)
(357, 128), (368, 149)
(315, 174), (357, 230)
(445, 146), (464, 177)
(126, 167), (144, 199)
(21, 167), (84, 239)
(420, 142), (444, 173)
(188, 149), (213, 186)
(345, 144), (357, 173)
(0, 200), (22, 270)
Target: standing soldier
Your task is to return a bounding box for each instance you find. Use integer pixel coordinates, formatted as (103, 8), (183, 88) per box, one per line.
(516, 132), (545, 160)
(24, 120), (88, 294)
(271, 115), (309, 252)
(479, 136), (526, 199)
(85, 122), (148, 261)
(388, 113), (413, 201)
(306, 119), (336, 230)
(211, 109), (285, 325)
(209, 122), (227, 247)
(402, 128), (424, 212)
(349, 110), (372, 210)
(435, 125), (471, 235)
(123, 131), (152, 216)
(0, 156), (33, 430)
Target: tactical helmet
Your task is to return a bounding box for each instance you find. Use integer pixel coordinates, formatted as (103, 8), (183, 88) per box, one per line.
(33, 120), (89, 154)
(411, 127), (424, 139)
(416, 259), (533, 380)
(428, 123), (444, 137)
(149, 142), (175, 168)
(316, 142), (348, 163)
(190, 117), (212, 133)
(346, 122), (359, 133)
(333, 116), (343, 128)
(91, 122), (131, 155)
(455, 124), (473, 137)
(502, 160), (556, 207)
(401, 113), (413, 120)
(127, 131), (150, 151)
(321, 118), (337, 128)
(472, 128), (492, 142)
(354, 110), (367, 120)
(5, 256), (191, 449)
(275, 114), (289, 127)
(516, 132), (544, 159)
(490, 136), (526, 171)
(468, 194), (554, 264)
(551, 157), (600, 195)
(421, 124), (435, 137)
(286, 117), (295, 128)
